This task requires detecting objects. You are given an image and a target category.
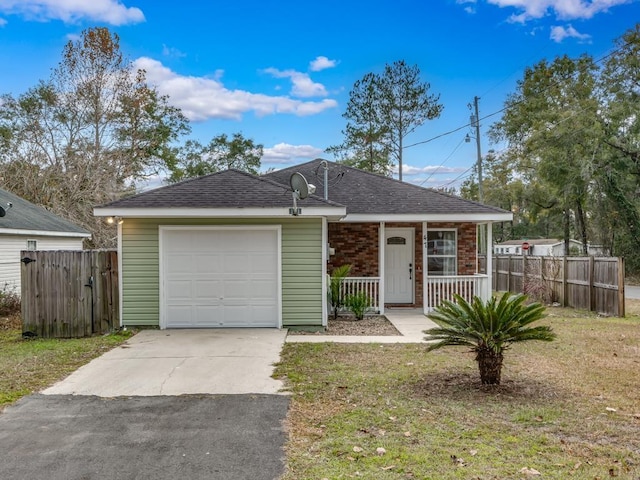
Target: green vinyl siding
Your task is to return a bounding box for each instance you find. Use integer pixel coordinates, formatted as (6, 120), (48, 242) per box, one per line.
(121, 217), (323, 327)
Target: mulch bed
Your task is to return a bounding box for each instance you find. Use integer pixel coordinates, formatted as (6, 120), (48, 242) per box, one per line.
(289, 314), (401, 336)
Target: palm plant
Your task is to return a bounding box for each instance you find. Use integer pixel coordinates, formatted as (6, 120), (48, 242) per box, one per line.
(329, 264), (352, 319)
(425, 293), (556, 385)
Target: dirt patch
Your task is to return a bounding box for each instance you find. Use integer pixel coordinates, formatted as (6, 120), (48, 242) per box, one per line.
(289, 315), (401, 336)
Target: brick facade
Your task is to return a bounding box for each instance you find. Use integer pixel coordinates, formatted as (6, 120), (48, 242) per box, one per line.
(327, 221), (478, 308)
(327, 223), (379, 276)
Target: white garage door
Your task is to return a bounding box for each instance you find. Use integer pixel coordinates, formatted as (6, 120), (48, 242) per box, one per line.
(161, 227), (280, 328)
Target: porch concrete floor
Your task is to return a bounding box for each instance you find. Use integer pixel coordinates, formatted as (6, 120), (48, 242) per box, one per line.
(285, 308), (438, 344)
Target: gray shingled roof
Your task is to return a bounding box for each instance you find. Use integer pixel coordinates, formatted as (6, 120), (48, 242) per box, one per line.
(0, 188), (90, 235)
(265, 159), (509, 215)
(99, 169), (343, 209)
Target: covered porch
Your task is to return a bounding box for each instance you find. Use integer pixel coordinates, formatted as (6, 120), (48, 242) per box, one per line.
(328, 220), (494, 315)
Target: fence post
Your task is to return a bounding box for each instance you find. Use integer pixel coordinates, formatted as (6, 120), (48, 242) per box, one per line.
(618, 257), (625, 317)
(562, 256), (568, 307)
(588, 256), (595, 313)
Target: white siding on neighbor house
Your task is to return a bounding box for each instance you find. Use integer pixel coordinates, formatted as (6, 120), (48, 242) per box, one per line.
(0, 235), (84, 294)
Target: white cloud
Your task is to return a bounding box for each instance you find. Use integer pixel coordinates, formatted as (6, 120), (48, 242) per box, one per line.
(134, 57), (337, 122)
(550, 24), (592, 42)
(262, 143), (324, 164)
(0, 17), (6, 25)
(392, 164), (468, 175)
(162, 44), (186, 58)
(486, 0), (632, 22)
(309, 56), (338, 72)
(263, 67), (328, 98)
(456, 0), (478, 13)
(0, 0), (144, 25)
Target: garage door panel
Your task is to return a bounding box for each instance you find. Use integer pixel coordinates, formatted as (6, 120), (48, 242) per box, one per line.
(194, 306), (224, 327)
(251, 254), (277, 273)
(196, 254), (222, 273)
(166, 254), (194, 274)
(195, 280), (222, 299)
(165, 305), (194, 326)
(162, 228), (279, 328)
(165, 232), (193, 250)
(166, 280), (193, 300)
(250, 280), (278, 298)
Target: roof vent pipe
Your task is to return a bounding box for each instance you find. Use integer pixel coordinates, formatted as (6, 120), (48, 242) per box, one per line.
(320, 160), (328, 200)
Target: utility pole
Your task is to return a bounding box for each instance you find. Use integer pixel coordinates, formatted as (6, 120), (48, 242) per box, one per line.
(472, 96), (483, 203)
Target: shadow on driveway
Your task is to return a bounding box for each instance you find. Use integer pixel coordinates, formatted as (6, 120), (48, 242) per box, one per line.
(0, 394), (289, 480)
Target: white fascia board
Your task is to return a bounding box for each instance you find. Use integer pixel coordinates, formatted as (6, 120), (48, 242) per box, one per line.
(0, 228), (91, 238)
(340, 213), (513, 223)
(94, 206), (346, 220)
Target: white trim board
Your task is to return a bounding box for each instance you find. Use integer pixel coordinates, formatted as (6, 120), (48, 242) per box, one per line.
(94, 206), (346, 220)
(0, 228), (90, 238)
(341, 213), (513, 222)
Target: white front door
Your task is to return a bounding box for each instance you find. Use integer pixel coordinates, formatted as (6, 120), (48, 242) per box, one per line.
(384, 228), (414, 304)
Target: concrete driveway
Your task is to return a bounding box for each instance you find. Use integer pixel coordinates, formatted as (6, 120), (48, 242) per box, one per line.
(0, 329), (290, 480)
(43, 329), (288, 396)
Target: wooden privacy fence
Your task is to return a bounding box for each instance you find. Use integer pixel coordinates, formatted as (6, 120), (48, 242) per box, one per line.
(487, 255), (624, 317)
(21, 250), (119, 338)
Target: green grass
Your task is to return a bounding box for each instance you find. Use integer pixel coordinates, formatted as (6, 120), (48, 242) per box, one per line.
(274, 306), (640, 479)
(0, 321), (133, 408)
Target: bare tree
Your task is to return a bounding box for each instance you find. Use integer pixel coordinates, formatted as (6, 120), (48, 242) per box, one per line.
(0, 27), (189, 247)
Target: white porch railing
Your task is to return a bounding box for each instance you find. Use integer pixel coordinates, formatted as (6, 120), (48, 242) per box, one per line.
(426, 274), (489, 311)
(340, 277), (380, 313)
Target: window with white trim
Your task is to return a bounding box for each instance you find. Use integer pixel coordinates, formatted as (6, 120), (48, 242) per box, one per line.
(426, 229), (456, 276)
(27, 240), (37, 251)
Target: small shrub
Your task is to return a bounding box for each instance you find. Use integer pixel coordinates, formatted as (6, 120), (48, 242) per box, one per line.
(345, 292), (371, 321)
(0, 284), (21, 317)
(329, 265), (352, 319)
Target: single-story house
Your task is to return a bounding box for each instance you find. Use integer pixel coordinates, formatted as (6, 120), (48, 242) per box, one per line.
(494, 239), (604, 256)
(94, 159), (512, 330)
(0, 187), (91, 293)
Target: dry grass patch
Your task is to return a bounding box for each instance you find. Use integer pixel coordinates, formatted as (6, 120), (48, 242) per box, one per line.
(275, 307), (640, 479)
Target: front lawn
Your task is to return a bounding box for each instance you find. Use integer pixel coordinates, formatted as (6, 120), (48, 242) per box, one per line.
(275, 306), (640, 479)
(0, 316), (132, 407)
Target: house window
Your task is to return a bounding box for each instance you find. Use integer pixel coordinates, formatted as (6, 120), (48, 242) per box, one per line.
(427, 230), (456, 276)
(27, 240), (37, 251)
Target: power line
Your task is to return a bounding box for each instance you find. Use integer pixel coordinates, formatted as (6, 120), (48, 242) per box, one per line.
(419, 136), (466, 186)
(403, 39), (633, 151)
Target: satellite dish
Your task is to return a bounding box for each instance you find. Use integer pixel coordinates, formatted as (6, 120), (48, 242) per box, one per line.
(290, 172), (316, 199)
(289, 173), (316, 216)
(0, 206), (5, 217)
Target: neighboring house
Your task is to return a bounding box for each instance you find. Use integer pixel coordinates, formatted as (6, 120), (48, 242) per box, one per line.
(494, 239), (604, 256)
(0, 188), (91, 293)
(94, 159), (512, 330)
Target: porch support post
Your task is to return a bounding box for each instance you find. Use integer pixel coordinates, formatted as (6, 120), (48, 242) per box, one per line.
(485, 222), (493, 301)
(422, 221), (428, 315)
(379, 221), (385, 315)
(321, 217), (328, 326)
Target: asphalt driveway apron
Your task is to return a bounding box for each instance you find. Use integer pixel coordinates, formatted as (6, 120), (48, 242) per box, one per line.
(0, 329), (290, 480)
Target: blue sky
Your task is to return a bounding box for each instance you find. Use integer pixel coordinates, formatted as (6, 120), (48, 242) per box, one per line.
(1, 0), (638, 189)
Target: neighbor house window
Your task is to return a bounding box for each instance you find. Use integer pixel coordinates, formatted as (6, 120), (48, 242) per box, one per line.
(27, 240), (37, 251)
(427, 230), (456, 276)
